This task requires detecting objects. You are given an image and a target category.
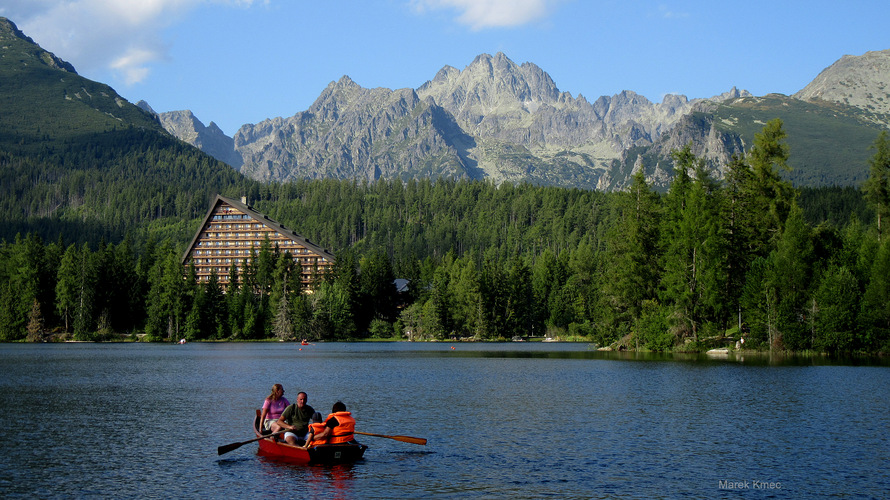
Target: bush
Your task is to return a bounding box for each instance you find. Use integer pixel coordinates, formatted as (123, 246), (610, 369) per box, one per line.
(636, 301), (674, 351)
(368, 318), (394, 339)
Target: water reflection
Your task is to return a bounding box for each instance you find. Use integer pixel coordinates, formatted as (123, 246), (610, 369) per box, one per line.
(435, 346), (890, 366)
(256, 459), (358, 498)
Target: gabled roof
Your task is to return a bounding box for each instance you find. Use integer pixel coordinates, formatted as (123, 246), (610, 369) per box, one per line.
(180, 194), (336, 264)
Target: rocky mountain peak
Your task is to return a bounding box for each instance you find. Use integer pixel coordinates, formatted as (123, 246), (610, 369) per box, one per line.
(794, 49), (890, 116)
(136, 100), (157, 115)
(0, 17), (32, 43)
(150, 106), (242, 169)
(712, 86), (751, 101)
(0, 17), (77, 74)
(419, 52), (561, 110)
(429, 65), (460, 84)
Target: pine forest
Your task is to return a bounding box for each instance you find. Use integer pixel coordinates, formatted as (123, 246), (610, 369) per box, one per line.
(2, 120), (889, 354)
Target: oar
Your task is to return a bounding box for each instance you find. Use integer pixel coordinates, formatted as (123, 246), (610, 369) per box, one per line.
(218, 430), (286, 455)
(354, 431), (427, 445)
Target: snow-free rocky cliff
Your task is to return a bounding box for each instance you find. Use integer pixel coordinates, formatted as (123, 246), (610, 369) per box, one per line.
(153, 50), (889, 191)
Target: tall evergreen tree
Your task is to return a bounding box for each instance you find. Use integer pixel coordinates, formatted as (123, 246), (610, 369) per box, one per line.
(357, 252), (398, 328)
(862, 130), (890, 241)
(600, 170), (661, 339)
(144, 243), (184, 340)
(765, 207), (815, 350)
(812, 265), (859, 353)
(204, 269), (227, 339)
(446, 255), (481, 337)
(747, 118), (795, 250)
(659, 145), (728, 342)
(858, 237), (890, 352)
(55, 243), (80, 333)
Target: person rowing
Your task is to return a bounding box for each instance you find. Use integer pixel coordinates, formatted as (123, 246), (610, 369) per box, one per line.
(273, 391), (322, 445)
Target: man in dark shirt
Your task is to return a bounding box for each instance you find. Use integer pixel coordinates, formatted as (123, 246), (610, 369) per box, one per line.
(274, 391), (321, 445)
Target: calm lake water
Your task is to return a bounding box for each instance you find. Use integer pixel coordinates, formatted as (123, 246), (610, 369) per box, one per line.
(0, 342), (887, 499)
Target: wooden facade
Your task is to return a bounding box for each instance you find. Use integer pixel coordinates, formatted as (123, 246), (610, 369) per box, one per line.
(181, 195), (334, 287)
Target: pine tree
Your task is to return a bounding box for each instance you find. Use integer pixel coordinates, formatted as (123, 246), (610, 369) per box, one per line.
(659, 145), (728, 342)
(858, 237), (890, 351)
(862, 130), (890, 241)
(811, 265), (859, 353)
(272, 293), (294, 341)
(765, 207), (814, 350)
(26, 298), (46, 342)
(72, 243), (97, 340)
(204, 269), (226, 339)
(144, 243), (184, 341)
(747, 118), (795, 250)
(600, 170), (661, 338)
(55, 243), (79, 333)
(446, 256), (481, 337)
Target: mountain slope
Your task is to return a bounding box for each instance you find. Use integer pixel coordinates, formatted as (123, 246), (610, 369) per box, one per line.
(235, 76), (476, 182)
(794, 49), (890, 119)
(0, 17), (253, 245)
(0, 18), (162, 152)
(137, 102), (244, 169)
(613, 94), (886, 190)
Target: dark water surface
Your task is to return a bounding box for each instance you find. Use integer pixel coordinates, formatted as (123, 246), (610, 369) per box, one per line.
(0, 343), (887, 498)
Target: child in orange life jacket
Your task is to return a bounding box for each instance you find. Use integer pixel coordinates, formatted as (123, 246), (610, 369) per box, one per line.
(300, 401), (356, 449)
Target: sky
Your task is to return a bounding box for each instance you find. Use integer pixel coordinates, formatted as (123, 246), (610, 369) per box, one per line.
(2, 0), (887, 136)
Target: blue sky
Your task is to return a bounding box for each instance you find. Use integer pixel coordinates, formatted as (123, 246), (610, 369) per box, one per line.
(3, 0), (887, 136)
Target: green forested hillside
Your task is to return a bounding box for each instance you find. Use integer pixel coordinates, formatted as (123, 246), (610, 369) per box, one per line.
(712, 95), (885, 186)
(0, 17), (256, 246)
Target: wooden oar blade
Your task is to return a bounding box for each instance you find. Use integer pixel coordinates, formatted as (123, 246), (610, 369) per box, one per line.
(390, 435), (427, 445)
(217, 442), (244, 455)
(218, 429), (286, 456)
(355, 431), (427, 445)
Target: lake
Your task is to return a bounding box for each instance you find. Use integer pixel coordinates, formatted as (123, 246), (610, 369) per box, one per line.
(0, 342), (887, 498)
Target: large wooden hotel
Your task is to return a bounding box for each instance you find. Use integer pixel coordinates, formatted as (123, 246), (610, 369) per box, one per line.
(181, 195), (334, 287)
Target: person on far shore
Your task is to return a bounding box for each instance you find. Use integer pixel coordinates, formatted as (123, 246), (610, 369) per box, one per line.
(259, 384), (289, 432)
(275, 391), (321, 445)
(301, 401), (355, 449)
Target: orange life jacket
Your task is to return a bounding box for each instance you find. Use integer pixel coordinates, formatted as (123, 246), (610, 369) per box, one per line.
(308, 411), (355, 445)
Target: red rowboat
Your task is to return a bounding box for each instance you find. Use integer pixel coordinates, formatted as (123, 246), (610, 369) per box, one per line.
(253, 410), (367, 464)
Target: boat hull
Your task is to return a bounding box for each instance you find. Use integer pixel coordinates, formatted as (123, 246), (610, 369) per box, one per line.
(256, 437), (367, 464)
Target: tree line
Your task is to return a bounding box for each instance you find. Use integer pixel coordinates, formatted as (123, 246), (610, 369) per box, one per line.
(1, 121), (888, 353)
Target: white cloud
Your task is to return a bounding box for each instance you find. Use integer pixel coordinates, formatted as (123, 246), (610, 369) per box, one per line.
(0, 0), (260, 85)
(413, 0), (558, 30)
(111, 48), (158, 85)
(658, 4), (689, 19)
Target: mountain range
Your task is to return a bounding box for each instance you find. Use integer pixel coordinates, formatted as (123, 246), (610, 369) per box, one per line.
(147, 50), (890, 191)
(2, 14), (888, 194)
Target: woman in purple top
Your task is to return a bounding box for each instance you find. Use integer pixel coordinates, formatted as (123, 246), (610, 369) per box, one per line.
(259, 384), (290, 431)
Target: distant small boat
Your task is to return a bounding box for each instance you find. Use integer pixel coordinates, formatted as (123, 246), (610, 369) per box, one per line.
(252, 410), (366, 464)
(542, 337), (558, 342)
